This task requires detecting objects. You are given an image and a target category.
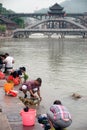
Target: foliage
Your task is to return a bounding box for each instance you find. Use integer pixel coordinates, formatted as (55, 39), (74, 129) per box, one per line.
(0, 3), (15, 14)
(0, 3), (25, 28)
(34, 8), (48, 13)
(0, 24), (6, 32)
(13, 18), (25, 28)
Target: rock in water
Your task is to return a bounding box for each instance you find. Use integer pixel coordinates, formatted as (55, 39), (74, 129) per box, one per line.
(71, 93), (82, 99)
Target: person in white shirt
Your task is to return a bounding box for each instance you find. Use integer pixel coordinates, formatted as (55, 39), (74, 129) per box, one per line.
(3, 53), (14, 74)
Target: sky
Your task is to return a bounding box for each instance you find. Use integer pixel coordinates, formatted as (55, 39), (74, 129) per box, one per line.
(0, 0), (66, 13)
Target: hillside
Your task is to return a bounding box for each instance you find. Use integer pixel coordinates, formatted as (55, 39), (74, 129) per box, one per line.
(61, 0), (87, 13)
(34, 0), (87, 13)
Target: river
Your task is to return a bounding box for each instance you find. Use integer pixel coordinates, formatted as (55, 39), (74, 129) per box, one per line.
(0, 37), (87, 130)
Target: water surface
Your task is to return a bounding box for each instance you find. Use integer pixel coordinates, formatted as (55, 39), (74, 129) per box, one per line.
(0, 37), (87, 130)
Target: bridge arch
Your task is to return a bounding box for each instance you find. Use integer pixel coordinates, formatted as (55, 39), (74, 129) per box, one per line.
(26, 18), (86, 29)
(5, 13), (87, 28)
(13, 18), (87, 38)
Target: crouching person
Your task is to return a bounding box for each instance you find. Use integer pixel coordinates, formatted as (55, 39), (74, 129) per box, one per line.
(4, 80), (18, 97)
(19, 78), (42, 101)
(47, 100), (72, 130)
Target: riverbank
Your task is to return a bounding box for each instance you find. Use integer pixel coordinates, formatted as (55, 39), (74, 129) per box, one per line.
(0, 36), (12, 40)
(0, 30), (13, 40)
(0, 79), (43, 130)
(0, 112), (12, 130)
(0, 79), (87, 130)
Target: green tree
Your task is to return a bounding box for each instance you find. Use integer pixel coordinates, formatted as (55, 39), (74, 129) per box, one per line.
(0, 25), (6, 32)
(0, 3), (25, 28)
(0, 3), (2, 14)
(13, 18), (25, 28)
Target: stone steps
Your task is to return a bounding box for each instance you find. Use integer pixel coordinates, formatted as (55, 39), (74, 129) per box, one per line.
(0, 113), (12, 130)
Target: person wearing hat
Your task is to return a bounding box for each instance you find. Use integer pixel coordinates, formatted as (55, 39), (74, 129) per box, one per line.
(19, 78), (42, 100)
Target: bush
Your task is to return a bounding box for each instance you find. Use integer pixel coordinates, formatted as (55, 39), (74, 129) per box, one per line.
(0, 25), (6, 32)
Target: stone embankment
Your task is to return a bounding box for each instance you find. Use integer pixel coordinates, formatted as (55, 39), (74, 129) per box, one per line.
(0, 112), (12, 130)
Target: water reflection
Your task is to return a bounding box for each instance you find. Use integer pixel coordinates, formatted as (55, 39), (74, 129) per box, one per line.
(48, 38), (64, 70)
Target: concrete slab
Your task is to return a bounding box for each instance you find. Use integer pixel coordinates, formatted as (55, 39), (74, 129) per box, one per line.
(0, 113), (12, 130)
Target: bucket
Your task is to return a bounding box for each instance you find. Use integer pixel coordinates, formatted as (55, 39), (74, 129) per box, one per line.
(7, 76), (21, 86)
(4, 82), (14, 93)
(8, 90), (18, 97)
(20, 109), (36, 126)
(0, 71), (5, 79)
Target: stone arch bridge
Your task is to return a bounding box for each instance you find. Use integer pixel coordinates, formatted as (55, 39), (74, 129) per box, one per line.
(13, 18), (87, 38)
(4, 12), (87, 27)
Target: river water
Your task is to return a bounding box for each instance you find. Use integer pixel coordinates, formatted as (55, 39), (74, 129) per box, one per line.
(0, 37), (87, 130)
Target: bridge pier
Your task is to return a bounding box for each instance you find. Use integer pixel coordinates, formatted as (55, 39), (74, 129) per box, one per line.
(82, 32), (87, 38)
(44, 32), (52, 37)
(13, 32), (25, 38)
(13, 27), (87, 39)
(47, 33), (52, 38)
(24, 32), (29, 38)
(18, 33), (24, 38)
(60, 33), (65, 38)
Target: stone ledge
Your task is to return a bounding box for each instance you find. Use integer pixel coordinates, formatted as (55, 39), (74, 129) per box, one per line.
(0, 113), (12, 130)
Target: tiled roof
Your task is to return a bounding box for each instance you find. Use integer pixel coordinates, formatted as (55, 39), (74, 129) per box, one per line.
(0, 16), (16, 24)
(49, 3), (63, 10)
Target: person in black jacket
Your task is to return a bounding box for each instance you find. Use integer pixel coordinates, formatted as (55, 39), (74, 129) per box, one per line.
(0, 54), (4, 70)
(10, 67), (26, 78)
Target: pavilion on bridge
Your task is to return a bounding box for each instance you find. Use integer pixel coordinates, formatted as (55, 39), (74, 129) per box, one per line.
(48, 3), (65, 18)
